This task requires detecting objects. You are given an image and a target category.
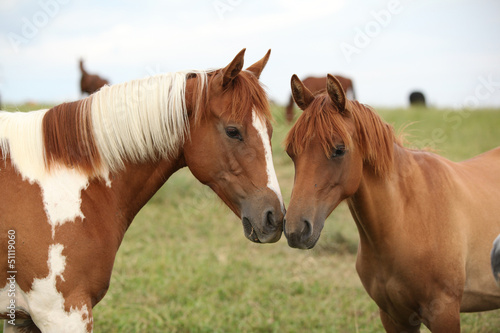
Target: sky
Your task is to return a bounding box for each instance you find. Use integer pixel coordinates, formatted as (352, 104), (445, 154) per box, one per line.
(0, 0), (499, 108)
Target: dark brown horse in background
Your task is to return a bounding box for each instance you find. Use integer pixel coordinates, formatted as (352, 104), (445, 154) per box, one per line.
(285, 75), (355, 123)
(409, 91), (426, 107)
(79, 59), (109, 95)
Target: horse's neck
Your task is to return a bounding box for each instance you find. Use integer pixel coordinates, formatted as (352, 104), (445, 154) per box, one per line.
(346, 145), (413, 252)
(85, 72), (199, 235)
(99, 156), (186, 235)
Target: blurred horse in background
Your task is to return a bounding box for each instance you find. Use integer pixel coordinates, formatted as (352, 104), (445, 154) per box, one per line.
(409, 91), (426, 107)
(79, 59), (109, 95)
(285, 75), (355, 123)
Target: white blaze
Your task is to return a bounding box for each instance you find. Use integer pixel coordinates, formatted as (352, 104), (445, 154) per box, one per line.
(251, 111), (285, 213)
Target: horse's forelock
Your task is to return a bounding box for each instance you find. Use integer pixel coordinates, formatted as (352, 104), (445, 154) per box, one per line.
(228, 71), (271, 122)
(285, 95), (397, 176)
(285, 94), (353, 158)
(192, 70), (271, 126)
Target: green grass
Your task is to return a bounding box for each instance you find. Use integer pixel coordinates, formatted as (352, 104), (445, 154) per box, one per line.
(2, 103), (500, 332)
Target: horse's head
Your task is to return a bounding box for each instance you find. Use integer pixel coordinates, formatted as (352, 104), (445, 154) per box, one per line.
(183, 49), (284, 243)
(283, 74), (364, 249)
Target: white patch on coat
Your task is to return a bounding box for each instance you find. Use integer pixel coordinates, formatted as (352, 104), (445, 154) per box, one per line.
(251, 111), (285, 213)
(0, 244), (91, 332)
(40, 166), (89, 237)
(0, 109), (48, 183)
(0, 110), (91, 236)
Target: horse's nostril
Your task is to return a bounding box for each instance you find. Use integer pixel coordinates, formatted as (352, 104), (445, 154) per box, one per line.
(242, 217), (253, 235)
(303, 219), (313, 239)
(266, 210), (275, 229)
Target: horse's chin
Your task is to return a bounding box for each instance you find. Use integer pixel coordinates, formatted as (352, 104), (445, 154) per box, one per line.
(241, 217), (282, 243)
(286, 235), (320, 250)
(305, 235), (320, 249)
(242, 217), (261, 243)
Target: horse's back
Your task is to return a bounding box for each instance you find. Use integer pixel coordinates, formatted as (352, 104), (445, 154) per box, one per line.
(301, 77), (325, 95)
(461, 146), (500, 172)
(457, 147), (500, 199)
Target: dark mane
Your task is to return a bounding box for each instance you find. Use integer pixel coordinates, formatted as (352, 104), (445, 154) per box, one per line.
(285, 95), (399, 176)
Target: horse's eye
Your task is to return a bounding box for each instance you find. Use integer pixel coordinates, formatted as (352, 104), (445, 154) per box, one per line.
(225, 127), (243, 141)
(331, 145), (346, 158)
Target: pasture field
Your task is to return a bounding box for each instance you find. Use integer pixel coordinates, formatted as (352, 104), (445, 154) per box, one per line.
(2, 103), (500, 332)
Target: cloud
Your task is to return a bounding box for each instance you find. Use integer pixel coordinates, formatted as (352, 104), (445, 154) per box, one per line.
(1, 0), (499, 107)
(0, 0), (21, 11)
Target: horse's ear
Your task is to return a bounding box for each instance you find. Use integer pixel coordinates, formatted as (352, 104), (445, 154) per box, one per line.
(327, 74), (346, 114)
(221, 48), (246, 87)
(246, 49), (271, 79)
(291, 74), (315, 111)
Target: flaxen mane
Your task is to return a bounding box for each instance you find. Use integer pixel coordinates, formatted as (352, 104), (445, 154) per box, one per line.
(42, 71), (203, 177)
(1, 69), (271, 180)
(285, 95), (399, 176)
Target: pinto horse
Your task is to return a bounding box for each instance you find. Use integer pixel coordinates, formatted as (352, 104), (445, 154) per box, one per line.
(284, 74), (500, 332)
(79, 59), (109, 95)
(0, 49), (285, 332)
(285, 75), (355, 123)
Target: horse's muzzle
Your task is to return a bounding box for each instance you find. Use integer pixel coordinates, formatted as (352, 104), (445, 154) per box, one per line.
(242, 207), (283, 243)
(283, 217), (320, 249)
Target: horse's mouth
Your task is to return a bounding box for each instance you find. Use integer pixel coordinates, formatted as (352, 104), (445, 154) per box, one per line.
(242, 217), (261, 243)
(305, 236), (320, 249)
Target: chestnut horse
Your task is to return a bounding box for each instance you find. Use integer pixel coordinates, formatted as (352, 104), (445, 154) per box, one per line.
(79, 59), (109, 95)
(285, 75), (355, 123)
(0, 49), (284, 332)
(284, 74), (500, 332)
